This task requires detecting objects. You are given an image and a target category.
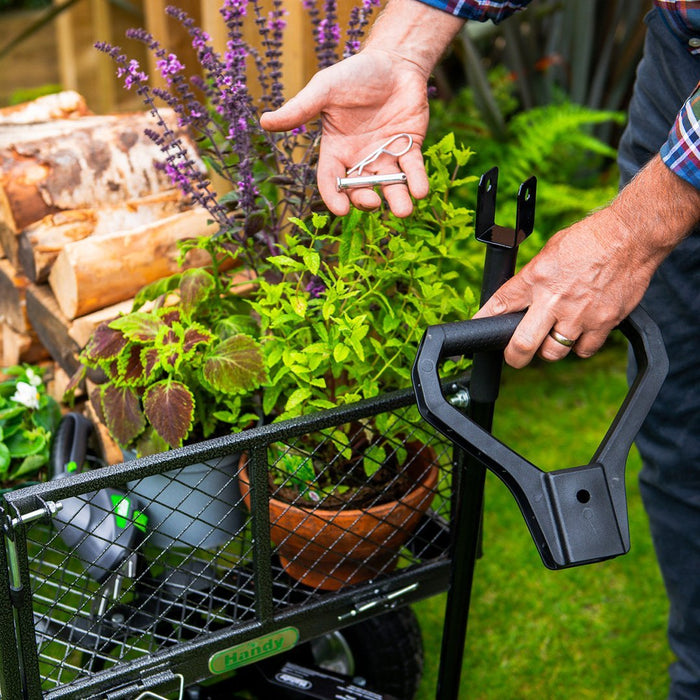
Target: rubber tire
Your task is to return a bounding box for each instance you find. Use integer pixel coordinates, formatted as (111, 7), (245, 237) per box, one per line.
(331, 606), (424, 699)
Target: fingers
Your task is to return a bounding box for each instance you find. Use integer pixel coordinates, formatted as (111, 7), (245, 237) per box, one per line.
(472, 271), (611, 368)
(317, 139), (427, 217)
(500, 307), (572, 368)
(346, 142), (428, 217)
(317, 149), (352, 216)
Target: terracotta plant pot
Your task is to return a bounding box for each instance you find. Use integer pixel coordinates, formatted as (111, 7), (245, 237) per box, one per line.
(239, 445), (439, 591)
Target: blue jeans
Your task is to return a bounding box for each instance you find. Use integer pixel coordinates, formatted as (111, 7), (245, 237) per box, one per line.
(618, 9), (700, 700)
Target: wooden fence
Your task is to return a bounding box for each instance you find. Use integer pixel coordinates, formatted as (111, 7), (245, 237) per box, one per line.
(0, 0), (369, 113)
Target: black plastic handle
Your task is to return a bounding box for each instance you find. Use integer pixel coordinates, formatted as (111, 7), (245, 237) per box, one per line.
(412, 306), (668, 569)
(49, 412), (93, 479)
(49, 413), (143, 583)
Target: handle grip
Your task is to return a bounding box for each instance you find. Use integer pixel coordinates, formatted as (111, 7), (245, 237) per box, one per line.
(412, 306), (668, 569)
(49, 412), (92, 479)
(49, 413), (143, 583)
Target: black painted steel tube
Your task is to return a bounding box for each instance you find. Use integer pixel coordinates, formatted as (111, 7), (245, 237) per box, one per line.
(435, 242), (520, 699)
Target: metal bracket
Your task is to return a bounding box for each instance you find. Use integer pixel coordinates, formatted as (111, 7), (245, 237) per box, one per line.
(475, 167), (536, 250)
(337, 582), (419, 622)
(101, 669), (184, 700)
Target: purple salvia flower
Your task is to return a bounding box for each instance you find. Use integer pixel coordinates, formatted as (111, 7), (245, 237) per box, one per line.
(314, 0), (340, 69)
(222, 0), (248, 20)
(97, 1), (380, 275)
(263, 1), (287, 109)
(344, 0), (380, 58)
(306, 277), (326, 299)
(156, 53), (185, 82)
(116, 59), (148, 90)
(317, 18), (341, 45)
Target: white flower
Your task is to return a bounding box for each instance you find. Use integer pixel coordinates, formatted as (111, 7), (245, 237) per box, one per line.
(11, 381), (40, 410)
(25, 368), (42, 387)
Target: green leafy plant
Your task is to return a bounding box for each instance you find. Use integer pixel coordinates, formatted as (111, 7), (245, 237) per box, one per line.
(250, 134), (479, 505)
(76, 267), (266, 457)
(0, 364), (61, 489)
(442, 0), (647, 134)
(73, 1), (386, 459)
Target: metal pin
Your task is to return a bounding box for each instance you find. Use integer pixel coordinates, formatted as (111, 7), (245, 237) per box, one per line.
(336, 172), (407, 191)
(347, 133), (413, 176)
(10, 501), (62, 529)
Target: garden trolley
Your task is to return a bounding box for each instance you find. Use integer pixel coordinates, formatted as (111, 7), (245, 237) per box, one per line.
(0, 170), (668, 699)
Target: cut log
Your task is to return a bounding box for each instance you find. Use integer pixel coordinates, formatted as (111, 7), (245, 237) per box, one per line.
(17, 189), (185, 282)
(25, 284), (81, 375)
(0, 258), (30, 333)
(2, 324), (50, 366)
(0, 110), (205, 263)
(0, 91), (90, 125)
(48, 208), (218, 320)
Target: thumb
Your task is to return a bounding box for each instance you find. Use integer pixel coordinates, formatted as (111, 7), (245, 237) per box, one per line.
(473, 276), (530, 319)
(260, 74), (329, 132)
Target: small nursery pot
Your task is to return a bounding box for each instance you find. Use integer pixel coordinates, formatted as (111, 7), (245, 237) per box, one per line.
(239, 445), (439, 591)
(126, 451), (244, 550)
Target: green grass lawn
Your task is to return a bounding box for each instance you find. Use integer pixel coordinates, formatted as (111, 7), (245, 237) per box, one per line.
(414, 341), (673, 699)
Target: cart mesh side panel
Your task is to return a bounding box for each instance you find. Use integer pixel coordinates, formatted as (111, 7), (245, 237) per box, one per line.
(1, 390), (457, 697)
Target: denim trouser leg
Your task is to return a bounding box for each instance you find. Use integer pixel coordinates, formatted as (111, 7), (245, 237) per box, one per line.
(618, 10), (700, 700)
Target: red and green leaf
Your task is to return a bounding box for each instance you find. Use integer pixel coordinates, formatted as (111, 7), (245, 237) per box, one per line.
(180, 268), (216, 319)
(159, 308), (181, 326)
(101, 384), (145, 447)
(182, 323), (214, 353)
(155, 322), (185, 372)
(109, 312), (162, 342)
(143, 380), (194, 448)
(141, 347), (161, 381)
(117, 344), (149, 385)
(83, 323), (127, 362)
(202, 334), (267, 395)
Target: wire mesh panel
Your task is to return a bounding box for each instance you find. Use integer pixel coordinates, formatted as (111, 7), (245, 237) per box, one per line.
(21, 451), (259, 693)
(1, 391), (456, 697)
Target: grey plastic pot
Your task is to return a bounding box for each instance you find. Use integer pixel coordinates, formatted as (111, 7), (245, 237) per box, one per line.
(126, 451), (244, 550)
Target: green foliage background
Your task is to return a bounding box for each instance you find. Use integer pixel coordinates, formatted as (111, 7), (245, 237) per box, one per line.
(426, 69), (624, 265)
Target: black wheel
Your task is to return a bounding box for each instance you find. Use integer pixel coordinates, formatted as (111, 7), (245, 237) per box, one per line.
(306, 607), (424, 700)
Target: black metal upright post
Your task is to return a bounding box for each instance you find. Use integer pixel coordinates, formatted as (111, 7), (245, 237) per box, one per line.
(435, 169), (535, 699)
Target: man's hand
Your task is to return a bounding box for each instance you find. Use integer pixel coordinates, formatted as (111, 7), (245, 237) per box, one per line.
(475, 155), (700, 367)
(260, 0), (464, 217)
(260, 49), (430, 218)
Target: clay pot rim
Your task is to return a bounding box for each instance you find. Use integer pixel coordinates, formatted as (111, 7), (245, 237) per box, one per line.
(238, 444), (439, 518)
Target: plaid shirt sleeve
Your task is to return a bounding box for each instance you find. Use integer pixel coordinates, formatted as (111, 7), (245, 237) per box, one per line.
(660, 82), (700, 190)
(415, 0), (532, 23)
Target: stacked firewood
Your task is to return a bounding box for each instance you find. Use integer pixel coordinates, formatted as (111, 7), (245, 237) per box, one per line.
(0, 91), (216, 390)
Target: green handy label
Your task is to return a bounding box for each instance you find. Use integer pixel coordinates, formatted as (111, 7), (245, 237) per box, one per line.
(209, 627), (299, 673)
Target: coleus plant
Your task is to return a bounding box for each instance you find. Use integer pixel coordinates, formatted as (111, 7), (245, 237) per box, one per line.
(75, 267), (266, 456)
